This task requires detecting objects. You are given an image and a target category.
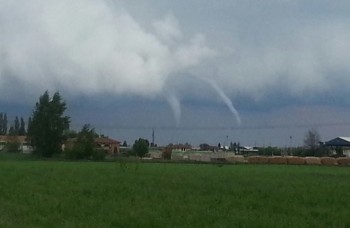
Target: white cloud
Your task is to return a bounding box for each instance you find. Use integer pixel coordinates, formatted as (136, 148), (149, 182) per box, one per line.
(0, 0), (214, 100)
(1, 0), (350, 109)
(212, 21), (350, 101)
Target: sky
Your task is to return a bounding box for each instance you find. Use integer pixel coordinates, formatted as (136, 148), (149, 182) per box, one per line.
(1, 0), (350, 147)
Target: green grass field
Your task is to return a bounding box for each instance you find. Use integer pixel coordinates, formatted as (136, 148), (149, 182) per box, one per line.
(0, 161), (349, 227)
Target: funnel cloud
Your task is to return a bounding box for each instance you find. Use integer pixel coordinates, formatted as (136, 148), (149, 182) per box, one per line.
(204, 79), (241, 126)
(166, 94), (181, 126)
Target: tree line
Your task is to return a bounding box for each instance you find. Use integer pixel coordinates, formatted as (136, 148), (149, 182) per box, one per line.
(2, 91), (148, 160)
(1, 91), (71, 156)
(0, 113), (28, 136)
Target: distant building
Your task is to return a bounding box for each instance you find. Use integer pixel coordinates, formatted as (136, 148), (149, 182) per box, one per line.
(0, 135), (33, 153)
(65, 136), (120, 155)
(94, 137), (120, 154)
(325, 137), (350, 157)
(239, 146), (259, 156)
(168, 143), (192, 151)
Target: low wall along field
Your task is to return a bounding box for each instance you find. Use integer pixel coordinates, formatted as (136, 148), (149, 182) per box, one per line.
(337, 157), (350, 166)
(304, 157), (322, 165)
(169, 151), (350, 166)
(287, 156), (305, 165)
(320, 157), (337, 166)
(247, 156), (269, 164)
(268, 156), (288, 164)
(238, 156), (350, 166)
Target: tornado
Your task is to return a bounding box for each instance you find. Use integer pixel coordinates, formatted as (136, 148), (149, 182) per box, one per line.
(201, 78), (241, 126)
(166, 94), (181, 126)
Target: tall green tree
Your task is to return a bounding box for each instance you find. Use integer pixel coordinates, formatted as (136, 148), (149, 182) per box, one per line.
(74, 124), (96, 159)
(8, 126), (15, 136)
(14, 116), (20, 135)
(132, 138), (149, 157)
(28, 91), (70, 157)
(27, 117), (32, 135)
(4, 113), (7, 135)
(0, 113), (7, 135)
(0, 113), (3, 135)
(65, 124), (105, 160)
(19, 117), (26, 136)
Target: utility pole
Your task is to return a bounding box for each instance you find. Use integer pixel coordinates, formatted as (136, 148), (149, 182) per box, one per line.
(152, 128), (155, 147)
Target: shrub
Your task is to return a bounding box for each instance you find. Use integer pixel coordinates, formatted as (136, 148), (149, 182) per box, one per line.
(64, 148), (86, 160)
(4, 141), (21, 153)
(133, 138), (149, 157)
(92, 149), (106, 161)
(162, 147), (172, 160)
(258, 147), (282, 156)
(290, 148), (308, 157)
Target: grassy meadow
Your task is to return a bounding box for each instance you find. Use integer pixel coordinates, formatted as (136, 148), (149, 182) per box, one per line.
(0, 160), (349, 227)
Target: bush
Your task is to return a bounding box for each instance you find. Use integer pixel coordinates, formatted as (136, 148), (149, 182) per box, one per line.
(290, 147), (308, 156)
(133, 138), (149, 157)
(92, 149), (106, 161)
(258, 147), (282, 156)
(162, 147), (172, 160)
(4, 141), (21, 153)
(64, 148), (86, 160)
(119, 148), (136, 157)
(64, 148), (106, 161)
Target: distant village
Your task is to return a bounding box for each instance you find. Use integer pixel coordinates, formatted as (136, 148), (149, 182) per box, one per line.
(1, 128), (350, 161)
(1, 91), (350, 165)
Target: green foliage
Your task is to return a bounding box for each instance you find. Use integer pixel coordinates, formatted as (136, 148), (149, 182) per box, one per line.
(4, 141), (21, 153)
(258, 146), (283, 156)
(335, 147), (343, 156)
(14, 116), (20, 135)
(8, 126), (15, 136)
(132, 138), (149, 157)
(162, 147), (172, 160)
(0, 112), (8, 135)
(7, 116), (27, 136)
(290, 146), (330, 157)
(19, 117), (26, 136)
(0, 162), (349, 227)
(75, 124), (95, 157)
(27, 117), (32, 135)
(64, 129), (78, 139)
(64, 147), (86, 160)
(28, 91), (70, 157)
(65, 124), (105, 160)
(91, 149), (106, 161)
(119, 147), (135, 157)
